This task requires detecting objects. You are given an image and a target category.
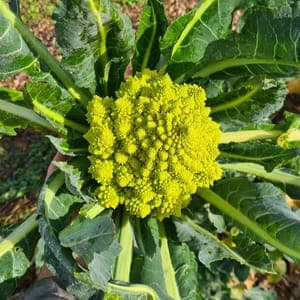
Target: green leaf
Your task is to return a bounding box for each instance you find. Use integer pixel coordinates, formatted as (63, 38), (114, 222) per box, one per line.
(38, 173), (101, 299)
(54, 0), (134, 95)
(54, 158), (90, 202)
(160, 0), (256, 79)
(0, 279), (18, 300)
(133, 219), (202, 299)
(0, 249), (30, 283)
(132, 218), (172, 300)
(0, 99), (28, 136)
(192, 5), (300, 81)
(168, 242), (202, 300)
(0, 214), (39, 297)
(88, 241), (121, 290)
(46, 192), (84, 220)
(0, 87), (54, 136)
(175, 216), (273, 273)
(47, 135), (88, 157)
(25, 82), (88, 134)
(209, 78), (286, 131)
(221, 162), (300, 199)
(38, 173), (77, 285)
(132, 0), (167, 73)
(0, 87), (23, 102)
(0, 1), (90, 106)
(0, 11), (38, 80)
(59, 211), (116, 263)
(198, 177), (300, 262)
(220, 140), (300, 172)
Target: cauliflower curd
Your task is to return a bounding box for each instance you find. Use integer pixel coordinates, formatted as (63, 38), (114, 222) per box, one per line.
(85, 70), (222, 219)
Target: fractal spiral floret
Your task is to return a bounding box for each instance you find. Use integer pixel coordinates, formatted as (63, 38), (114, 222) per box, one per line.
(85, 70), (222, 219)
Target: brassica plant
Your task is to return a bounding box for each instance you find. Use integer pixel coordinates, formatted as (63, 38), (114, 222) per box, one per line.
(0, 0), (300, 299)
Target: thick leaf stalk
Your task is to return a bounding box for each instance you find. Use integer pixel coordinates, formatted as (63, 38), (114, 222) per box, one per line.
(0, 1), (90, 106)
(197, 188), (300, 262)
(114, 210), (133, 282)
(0, 213), (38, 258)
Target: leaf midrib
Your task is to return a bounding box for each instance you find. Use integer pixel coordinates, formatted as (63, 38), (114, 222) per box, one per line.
(193, 57), (300, 78)
(141, 2), (158, 71)
(211, 85), (260, 113)
(171, 0), (216, 59)
(198, 188), (300, 262)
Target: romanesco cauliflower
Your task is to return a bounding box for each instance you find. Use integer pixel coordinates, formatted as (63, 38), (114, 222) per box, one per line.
(85, 70), (222, 219)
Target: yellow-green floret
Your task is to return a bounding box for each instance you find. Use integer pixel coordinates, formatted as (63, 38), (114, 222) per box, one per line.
(85, 70), (222, 219)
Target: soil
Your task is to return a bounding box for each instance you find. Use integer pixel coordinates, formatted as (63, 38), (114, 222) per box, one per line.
(1, 1), (300, 299)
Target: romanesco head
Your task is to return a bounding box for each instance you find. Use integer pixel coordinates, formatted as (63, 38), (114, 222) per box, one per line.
(85, 70), (222, 219)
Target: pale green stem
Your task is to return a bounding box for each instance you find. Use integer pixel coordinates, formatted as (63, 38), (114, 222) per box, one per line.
(102, 61), (111, 96)
(88, 0), (107, 67)
(135, 218), (146, 255)
(141, 4), (157, 71)
(0, 1), (90, 106)
(158, 221), (181, 300)
(106, 282), (159, 299)
(32, 99), (88, 133)
(80, 203), (105, 219)
(211, 86), (260, 113)
(88, 0), (107, 76)
(197, 188), (300, 261)
(221, 162), (300, 188)
(159, 0), (216, 77)
(114, 210), (133, 282)
(44, 172), (65, 218)
(87, 0), (108, 95)
(0, 213), (38, 257)
(220, 130), (283, 144)
(0, 99), (56, 131)
(220, 151), (286, 162)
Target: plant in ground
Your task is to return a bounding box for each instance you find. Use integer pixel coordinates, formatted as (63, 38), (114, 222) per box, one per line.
(0, 0), (300, 299)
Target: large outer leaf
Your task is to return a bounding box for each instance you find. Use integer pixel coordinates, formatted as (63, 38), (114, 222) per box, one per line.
(174, 217), (273, 273)
(160, 0), (256, 79)
(54, 0), (134, 95)
(0, 217), (39, 298)
(38, 172), (100, 299)
(220, 140), (300, 171)
(132, 218), (202, 300)
(132, 218), (172, 299)
(0, 12), (37, 79)
(0, 88), (27, 136)
(54, 158), (90, 201)
(199, 177), (300, 262)
(0, 87), (54, 136)
(132, 0), (167, 73)
(0, 249), (30, 283)
(25, 81), (87, 135)
(191, 5), (300, 81)
(59, 211), (116, 263)
(45, 191), (84, 220)
(168, 242), (202, 300)
(88, 241), (121, 291)
(209, 78), (287, 131)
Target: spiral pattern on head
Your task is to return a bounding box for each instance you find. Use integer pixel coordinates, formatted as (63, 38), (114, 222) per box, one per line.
(85, 70), (222, 219)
